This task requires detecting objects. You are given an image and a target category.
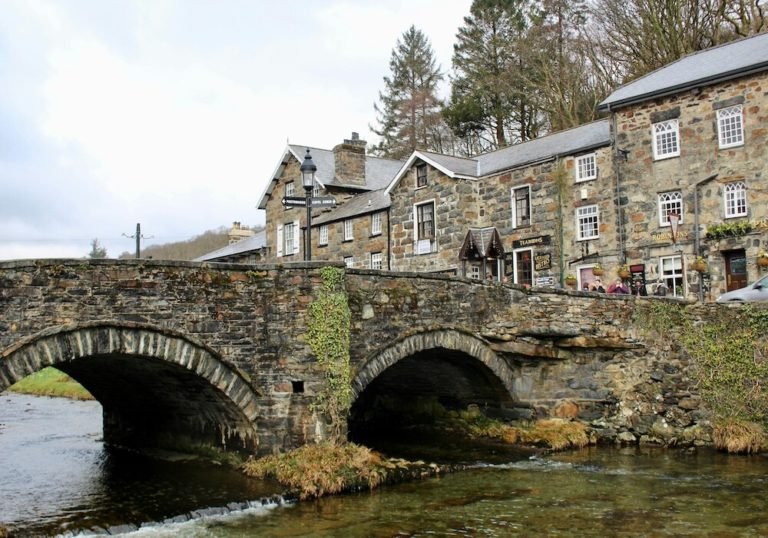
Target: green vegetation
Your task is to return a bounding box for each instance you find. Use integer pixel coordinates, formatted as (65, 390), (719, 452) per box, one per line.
(636, 302), (768, 453)
(8, 367), (93, 400)
(705, 220), (755, 240)
(306, 266), (352, 443)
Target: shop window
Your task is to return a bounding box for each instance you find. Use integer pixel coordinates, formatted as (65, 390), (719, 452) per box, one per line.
(513, 248), (533, 287)
(660, 255), (684, 296)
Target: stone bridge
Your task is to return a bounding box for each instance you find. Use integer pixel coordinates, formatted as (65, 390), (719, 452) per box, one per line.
(0, 259), (713, 456)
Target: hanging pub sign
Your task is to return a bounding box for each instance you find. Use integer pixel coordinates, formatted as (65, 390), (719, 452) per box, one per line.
(534, 252), (552, 271)
(512, 235), (551, 249)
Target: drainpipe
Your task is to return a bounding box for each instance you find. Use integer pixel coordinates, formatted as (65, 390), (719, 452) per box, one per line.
(694, 173), (718, 302)
(610, 111), (627, 264)
(386, 207), (392, 270)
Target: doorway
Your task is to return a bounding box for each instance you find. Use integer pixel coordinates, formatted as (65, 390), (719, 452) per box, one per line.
(724, 249), (747, 291)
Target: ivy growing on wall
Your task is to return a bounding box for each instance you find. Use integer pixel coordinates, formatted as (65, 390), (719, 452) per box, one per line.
(635, 302), (768, 427)
(306, 266), (352, 444)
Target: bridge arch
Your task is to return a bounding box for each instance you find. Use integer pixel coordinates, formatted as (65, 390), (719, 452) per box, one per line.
(352, 328), (515, 399)
(0, 322), (262, 453)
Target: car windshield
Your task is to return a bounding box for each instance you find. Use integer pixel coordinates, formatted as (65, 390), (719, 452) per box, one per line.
(757, 275), (768, 288)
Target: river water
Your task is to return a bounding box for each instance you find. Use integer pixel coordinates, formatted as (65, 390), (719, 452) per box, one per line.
(2, 393), (768, 537)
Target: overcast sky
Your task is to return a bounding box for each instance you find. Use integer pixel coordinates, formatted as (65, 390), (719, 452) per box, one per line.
(0, 0), (472, 260)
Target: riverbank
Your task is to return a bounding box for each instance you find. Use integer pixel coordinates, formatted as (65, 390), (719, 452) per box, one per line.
(7, 367), (93, 400)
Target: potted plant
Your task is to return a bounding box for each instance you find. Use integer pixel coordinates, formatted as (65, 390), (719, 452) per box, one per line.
(692, 256), (707, 272)
(758, 250), (768, 268)
(564, 273), (577, 287)
(617, 264), (631, 280)
(591, 263), (604, 276)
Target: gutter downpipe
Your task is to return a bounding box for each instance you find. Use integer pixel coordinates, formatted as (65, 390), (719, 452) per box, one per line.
(694, 173), (718, 302)
(609, 107), (626, 264)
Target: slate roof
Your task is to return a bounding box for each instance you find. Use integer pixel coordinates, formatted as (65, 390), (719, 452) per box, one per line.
(476, 120), (611, 176)
(599, 32), (768, 110)
(384, 119), (610, 193)
(257, 145), (402, 210)
(194, 230), (267, 262)
(312, 189), (390, 225)
(459, 227), (505, 259)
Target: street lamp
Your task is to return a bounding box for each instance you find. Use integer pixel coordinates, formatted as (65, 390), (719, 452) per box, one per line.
(300, 148), (317, 261)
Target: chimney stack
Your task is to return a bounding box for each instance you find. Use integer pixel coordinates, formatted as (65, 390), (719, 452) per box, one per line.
(333, 132), (367, 186)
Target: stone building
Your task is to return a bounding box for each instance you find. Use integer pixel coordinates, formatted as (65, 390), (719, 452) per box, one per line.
(256, 133), (402, 268)
(599, 31), (768, 300)
(254, 33), (768, 301)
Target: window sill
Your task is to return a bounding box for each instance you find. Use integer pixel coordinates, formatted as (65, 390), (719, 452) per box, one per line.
(369, 232), (382, 238)
(653, 153), (680, 162)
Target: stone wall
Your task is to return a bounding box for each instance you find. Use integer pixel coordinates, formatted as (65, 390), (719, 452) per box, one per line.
(0, 259), (328, 455)
(0, 260), (744, 451)
(614, 70), (768, 298)
(389, 162), (480, 273)
(313, 210), (389, 269)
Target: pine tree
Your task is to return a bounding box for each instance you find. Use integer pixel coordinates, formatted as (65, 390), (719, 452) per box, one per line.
(87, 238), (108, 259)
(371, 26), (445, 159)
(446, 0), (541, 153)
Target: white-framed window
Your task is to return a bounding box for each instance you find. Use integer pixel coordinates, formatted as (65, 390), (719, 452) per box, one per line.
(717, 105), (744, 149)
(660, 255), (684, 296)
(658, 191), (683, 226)
(343, 219), (353, 241)
(413, 201), (436, 254)
(285, 181), (295, 197)
(276, 220), (300, 257)
(724, 181), (747, 218)
(416, 164), (427, 188)
(470, 266), (481, 280)
(371, 212), (382, 236)
(576, 205), (599, 240)
(652, 119), (680, 160)
(575, 153), (597, 182)
(343, 256), (354, 268)
(319, 224), (329, 246)
(312, 181), (321, 198)
(370, 252), (383, 270)
(511, 186), (531, 228)
(512, 248), (533, 287)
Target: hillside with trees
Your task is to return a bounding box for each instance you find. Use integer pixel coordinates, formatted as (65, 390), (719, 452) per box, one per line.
(118, 225), (263, 261)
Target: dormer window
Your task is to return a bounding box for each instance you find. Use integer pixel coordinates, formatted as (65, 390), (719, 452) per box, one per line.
(416, 164), (427, 188)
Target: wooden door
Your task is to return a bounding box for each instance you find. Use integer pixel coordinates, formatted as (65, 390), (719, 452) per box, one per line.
(724, 250), (747, 291)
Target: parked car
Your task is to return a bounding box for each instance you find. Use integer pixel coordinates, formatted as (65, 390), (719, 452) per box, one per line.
(716, 274), (768, 303)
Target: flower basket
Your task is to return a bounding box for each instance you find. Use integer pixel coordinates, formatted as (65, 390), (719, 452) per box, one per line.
(564, 275), (577, 287)
(617, 266), (631, 280)
(758, 255), (768, 268)
(692, 257), (707, 272)
(591, 264), (604, 277)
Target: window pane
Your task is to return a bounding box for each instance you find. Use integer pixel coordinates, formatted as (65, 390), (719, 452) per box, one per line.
(718, 106), (744, 148)
(515, 250), (533, 286)
(577, 205), (599, 240)
(658, 191), (683, 225)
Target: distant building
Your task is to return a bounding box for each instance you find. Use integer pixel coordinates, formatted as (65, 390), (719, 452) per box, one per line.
(195, 229), (267, 263)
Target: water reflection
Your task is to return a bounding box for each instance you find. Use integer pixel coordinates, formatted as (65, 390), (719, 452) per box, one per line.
(3, 393), (768, 537)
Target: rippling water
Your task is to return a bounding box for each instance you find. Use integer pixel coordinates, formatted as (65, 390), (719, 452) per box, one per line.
(3, 393), (768, 537)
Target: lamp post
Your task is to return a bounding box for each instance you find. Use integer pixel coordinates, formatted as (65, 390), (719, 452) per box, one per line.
(300, 149), (317, 261)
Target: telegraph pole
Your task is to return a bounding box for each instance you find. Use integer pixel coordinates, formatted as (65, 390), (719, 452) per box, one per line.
(122, 223), (151, 259)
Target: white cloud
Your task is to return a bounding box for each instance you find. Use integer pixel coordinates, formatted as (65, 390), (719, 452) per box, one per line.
(0, 0), (472, 261)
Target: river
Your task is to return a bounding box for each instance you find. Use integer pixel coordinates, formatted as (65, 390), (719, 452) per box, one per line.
(2, 393), (768, 537)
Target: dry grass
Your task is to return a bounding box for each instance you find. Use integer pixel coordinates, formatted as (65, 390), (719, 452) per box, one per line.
(713, 421), (767, 454)
(465, 415), (590, 451)
(517, 418), (591, 451)
(243, 442), (394, 500)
